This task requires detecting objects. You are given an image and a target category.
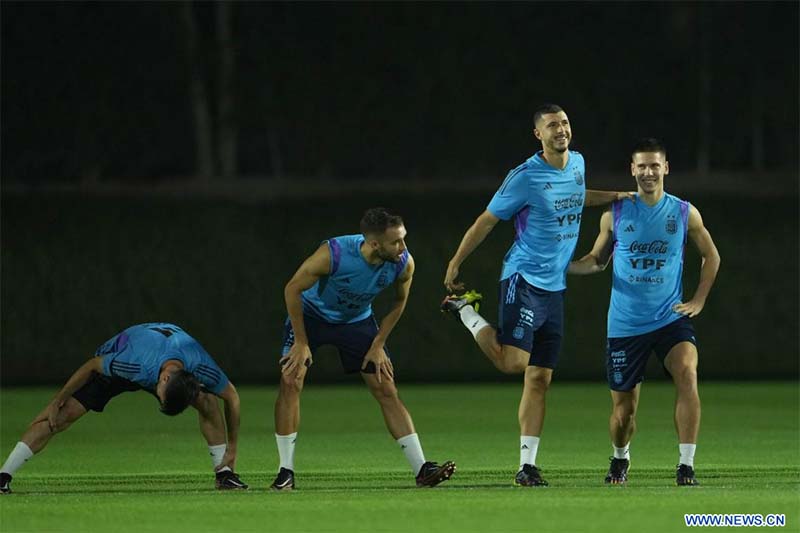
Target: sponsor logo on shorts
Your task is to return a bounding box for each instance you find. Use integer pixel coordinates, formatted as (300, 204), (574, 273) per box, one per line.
(519, 307), (535, 326)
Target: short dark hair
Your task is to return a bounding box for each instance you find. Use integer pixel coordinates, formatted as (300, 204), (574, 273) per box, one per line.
(160, 370), (200, 416)
(360, 207), (404, 237)
(631, 137), (668, 160)
(533, 103), (565, 127)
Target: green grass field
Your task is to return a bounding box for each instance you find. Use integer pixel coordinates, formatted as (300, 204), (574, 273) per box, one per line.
(1, 382), (798, 532)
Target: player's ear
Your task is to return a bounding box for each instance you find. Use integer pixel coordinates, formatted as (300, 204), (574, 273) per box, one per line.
(533, 128), (542, 141)
(664, 160), (669, 175)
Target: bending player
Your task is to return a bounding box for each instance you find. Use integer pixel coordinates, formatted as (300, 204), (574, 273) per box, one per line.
(0, 322), (247, 493)
(271, 207), (455, 490)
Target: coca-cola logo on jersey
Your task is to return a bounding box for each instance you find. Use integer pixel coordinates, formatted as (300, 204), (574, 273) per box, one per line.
(553, 193), (584, 211)
(629, 240), (668, 254)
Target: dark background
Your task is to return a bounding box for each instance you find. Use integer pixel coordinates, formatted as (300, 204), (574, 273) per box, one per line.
(1, 2), (798, 385)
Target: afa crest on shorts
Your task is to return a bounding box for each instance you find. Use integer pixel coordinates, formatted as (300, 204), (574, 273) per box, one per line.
(665, 215), (677, 235)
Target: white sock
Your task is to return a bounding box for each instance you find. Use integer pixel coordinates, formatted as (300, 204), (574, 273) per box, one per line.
(679, 443), (696, 467)
(397, 433), (426, 475)
(208, 443), (230, 472)
(458, 305), (491, 339)
(613, 443), (630, 460)
(276, 432), (297, 471)
(519, 436), (540, 469)
(1, 442), (34, 476)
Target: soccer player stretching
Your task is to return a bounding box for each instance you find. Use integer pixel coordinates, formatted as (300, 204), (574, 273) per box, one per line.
(442, 104), (631, 486)
(271, 208), (455, 490)
(569, 138), (720, 485)
(0, 323), (247, 493)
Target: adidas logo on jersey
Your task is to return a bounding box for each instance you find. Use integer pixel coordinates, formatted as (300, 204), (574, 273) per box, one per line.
(543, 182), (553, 190)
(623, 224), (636, 232)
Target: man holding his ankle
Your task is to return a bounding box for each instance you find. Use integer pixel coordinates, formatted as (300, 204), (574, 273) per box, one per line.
(442, 103), (631, 487)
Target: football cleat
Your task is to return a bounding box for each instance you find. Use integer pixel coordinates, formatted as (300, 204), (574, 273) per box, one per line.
(0, 473), (11, 494)
(215, 469), (249, 490)
(676, 464), (699, 486)
(604, 457), (629, 485)
(416, 461), (456, 488)
(441, 290), (483, 316)
(515, 464), (549, 487)
(269, 467), (295, 491)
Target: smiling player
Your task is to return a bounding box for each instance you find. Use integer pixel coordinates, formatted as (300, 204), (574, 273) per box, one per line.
(569, 138), (720, 485)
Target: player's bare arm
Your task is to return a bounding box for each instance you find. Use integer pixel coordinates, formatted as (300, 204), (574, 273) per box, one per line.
(362, 255), (415, 383)
(569, 209), (614, 275)
(216, 382), (241, 471)
(585, 190), (636, 207)
(673, 205), (721, 318)
(33, 357), (102, 432)
(281, 243), (331, 377)
(445, 210), (500, 292)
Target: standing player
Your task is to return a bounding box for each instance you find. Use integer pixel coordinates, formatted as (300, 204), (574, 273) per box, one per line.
(0, 323), (247, 493)
(441, 103), (631, 486)
(272, 207), (455, 491)
(568, 138), (720, 485)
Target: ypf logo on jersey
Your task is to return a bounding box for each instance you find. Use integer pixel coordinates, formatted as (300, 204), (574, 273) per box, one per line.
(666, 215), (677, 235)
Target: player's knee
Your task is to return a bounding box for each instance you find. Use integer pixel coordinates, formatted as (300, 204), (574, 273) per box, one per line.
(51, 414), (76, 433)
(194, 391), (217, 413)
(280, 373), (304, 394)
(524, 371), (552, 391)
(671, 362), (698, 387)
(370, 382), (399, 404)
(613, 403), (636, 426)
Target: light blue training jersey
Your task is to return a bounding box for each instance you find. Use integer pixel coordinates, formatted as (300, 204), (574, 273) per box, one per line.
(301, 234), (410, 324)
(608, 193), (690, 337)
(95, 323), (229, 395)
(487, 150), (586, 291)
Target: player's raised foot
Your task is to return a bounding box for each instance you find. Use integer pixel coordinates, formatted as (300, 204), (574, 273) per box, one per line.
(440, 290), (483, 316)
(0, 473), (11, 494)
(604, 457), (629, 485)
(676, 464), (699, 486)
(515, 464), (548, 487)
(215, 469), (249, 490)
(416, 461), (456, 487)
(269, 467), (295, 491)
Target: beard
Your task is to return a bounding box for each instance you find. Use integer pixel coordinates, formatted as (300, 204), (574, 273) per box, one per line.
(376, 248), (400, 263)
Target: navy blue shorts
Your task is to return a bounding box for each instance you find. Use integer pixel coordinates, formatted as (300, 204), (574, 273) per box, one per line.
(606, 316), (697, 391)
(496, 274), (564, 369)
(72, 370), (149, 412)
(280, 314), (389, 374)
